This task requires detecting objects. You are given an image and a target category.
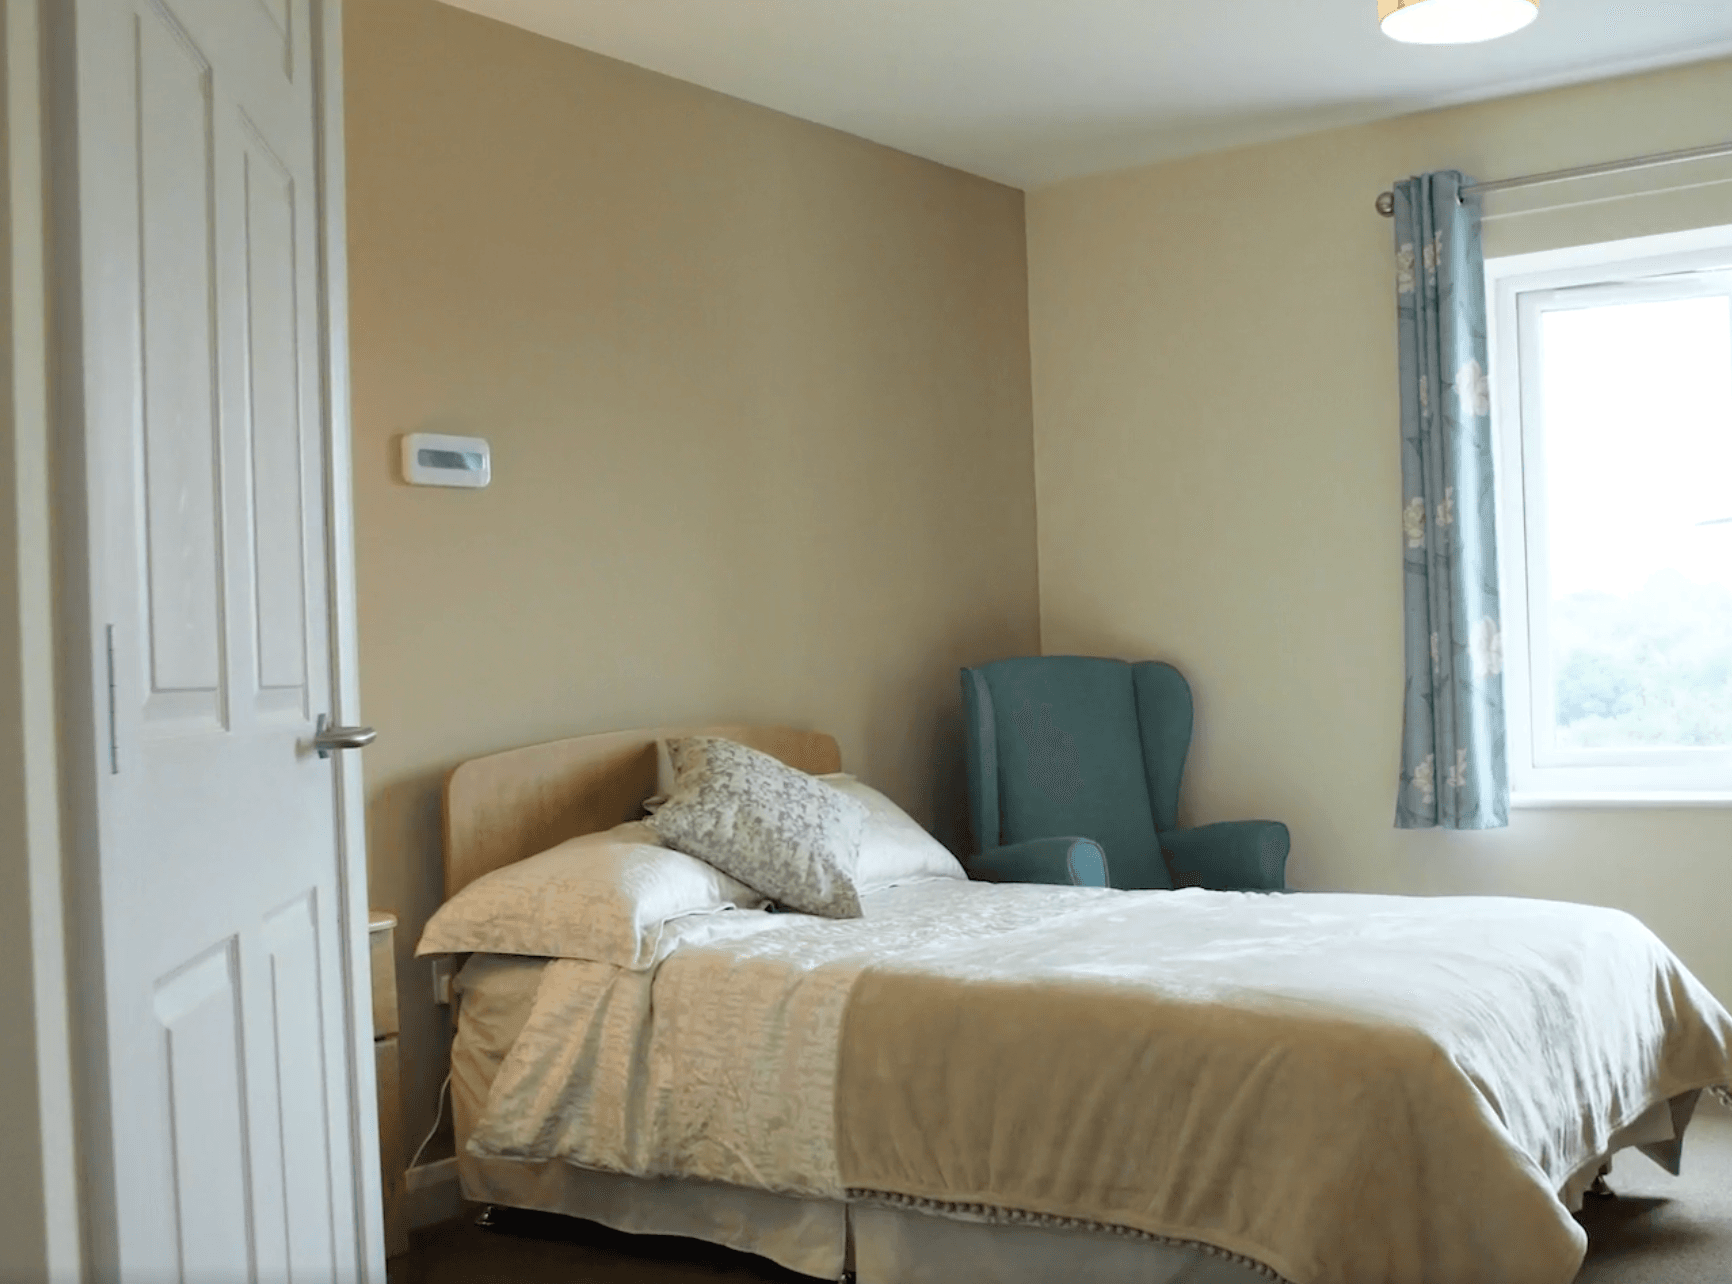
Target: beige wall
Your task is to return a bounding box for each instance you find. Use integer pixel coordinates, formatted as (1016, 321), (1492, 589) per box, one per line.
(1027, 60), (1732, 1002)
(346, 0), (1040, 1148)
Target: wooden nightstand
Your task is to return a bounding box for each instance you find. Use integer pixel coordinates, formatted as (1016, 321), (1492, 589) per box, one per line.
(369, 911), (409, 1258)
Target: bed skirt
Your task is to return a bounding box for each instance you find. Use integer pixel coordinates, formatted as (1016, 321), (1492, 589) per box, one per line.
(455, 1153), (1278, 1284)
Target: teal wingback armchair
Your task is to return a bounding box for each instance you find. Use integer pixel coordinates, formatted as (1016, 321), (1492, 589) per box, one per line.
(960, 656), (1289, 891)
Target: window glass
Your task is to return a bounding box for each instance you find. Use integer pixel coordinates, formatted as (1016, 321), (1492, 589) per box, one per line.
(1537, 295), (1732, 752)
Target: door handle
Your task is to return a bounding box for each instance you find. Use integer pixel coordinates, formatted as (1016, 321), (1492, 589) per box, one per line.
(314, 713), (377, 758)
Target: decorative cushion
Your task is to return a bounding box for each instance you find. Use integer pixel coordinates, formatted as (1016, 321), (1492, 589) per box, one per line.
(415, 820), (765, 969)
(819, 775), (967, 893)
(647, 736), (869, 918)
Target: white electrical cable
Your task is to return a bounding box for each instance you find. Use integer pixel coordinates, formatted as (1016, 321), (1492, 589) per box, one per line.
(407, 1072), (453, 1173)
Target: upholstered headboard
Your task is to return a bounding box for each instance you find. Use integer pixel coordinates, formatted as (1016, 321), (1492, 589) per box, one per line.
(442, 724), (843, 899)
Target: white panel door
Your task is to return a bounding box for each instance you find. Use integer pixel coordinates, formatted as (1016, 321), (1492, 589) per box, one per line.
(67, 0), (373, 1279)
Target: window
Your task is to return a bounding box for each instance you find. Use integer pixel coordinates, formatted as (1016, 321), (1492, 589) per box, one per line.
(1489, 228), (1732, 803)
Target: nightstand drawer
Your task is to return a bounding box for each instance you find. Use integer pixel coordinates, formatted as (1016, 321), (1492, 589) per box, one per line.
(368, 911), (399, 1039)
(368, 910), (408, 1258)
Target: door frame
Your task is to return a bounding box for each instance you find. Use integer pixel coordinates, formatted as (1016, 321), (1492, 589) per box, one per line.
(2, 0), (83, 1279)
(312, 2), (391, 1278)
(18, 0), (385, 1277)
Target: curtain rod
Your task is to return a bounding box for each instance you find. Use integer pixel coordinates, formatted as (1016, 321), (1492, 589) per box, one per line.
(1374, 138), (1732, 217)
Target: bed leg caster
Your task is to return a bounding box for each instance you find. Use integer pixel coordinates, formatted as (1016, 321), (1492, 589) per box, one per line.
(837, 1274), (856, 1284)
(1586, 1162), (1615, 1200)
(474, 1204), (502, 1229)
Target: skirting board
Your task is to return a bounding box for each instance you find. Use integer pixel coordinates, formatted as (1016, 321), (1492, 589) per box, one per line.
(404, 1157), (464, 1230)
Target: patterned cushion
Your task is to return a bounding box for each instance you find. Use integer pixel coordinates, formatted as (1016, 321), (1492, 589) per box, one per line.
(647, 736), (869, 918)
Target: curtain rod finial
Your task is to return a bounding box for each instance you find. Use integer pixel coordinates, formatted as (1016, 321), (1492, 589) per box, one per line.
(1376, 191), (1396, 218)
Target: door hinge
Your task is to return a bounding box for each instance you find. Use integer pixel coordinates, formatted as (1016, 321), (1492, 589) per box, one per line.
(105, 624), (118, 775)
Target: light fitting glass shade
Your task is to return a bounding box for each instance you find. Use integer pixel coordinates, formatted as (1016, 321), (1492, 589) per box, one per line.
(1378, 0), (1539, 45)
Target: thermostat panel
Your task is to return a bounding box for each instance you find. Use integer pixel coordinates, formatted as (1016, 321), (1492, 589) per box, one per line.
(403, 433), (491, 488)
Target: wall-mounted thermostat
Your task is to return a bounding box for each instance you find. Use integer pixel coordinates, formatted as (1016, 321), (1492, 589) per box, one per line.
(402, 433), (491, 488)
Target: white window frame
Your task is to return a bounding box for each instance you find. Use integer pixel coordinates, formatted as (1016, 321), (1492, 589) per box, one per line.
(1488, 224), (1732, 808)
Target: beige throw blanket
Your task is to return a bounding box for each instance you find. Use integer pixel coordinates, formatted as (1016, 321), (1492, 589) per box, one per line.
(834, 890), (1732, 1284)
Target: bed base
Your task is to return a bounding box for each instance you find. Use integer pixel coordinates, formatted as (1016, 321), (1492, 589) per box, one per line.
(457, 1152), (1279, 1284)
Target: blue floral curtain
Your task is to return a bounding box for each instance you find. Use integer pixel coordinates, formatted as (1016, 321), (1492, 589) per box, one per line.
(1393, 172), (1508, 830)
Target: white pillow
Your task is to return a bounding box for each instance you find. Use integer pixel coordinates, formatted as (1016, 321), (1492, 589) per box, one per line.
(415, 820), (766, 969)
(646, 736), (869, 918)
(819, 775), (968, 892)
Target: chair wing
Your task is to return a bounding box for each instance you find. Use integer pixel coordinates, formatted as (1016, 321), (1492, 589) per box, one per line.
(1131, 661), (1192, 836)
(961, 666), (1001, 852)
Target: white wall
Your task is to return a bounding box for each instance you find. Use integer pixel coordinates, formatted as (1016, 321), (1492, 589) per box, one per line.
(1027, 58), (1732, 1001)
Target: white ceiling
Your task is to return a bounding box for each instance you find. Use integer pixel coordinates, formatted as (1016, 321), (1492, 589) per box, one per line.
(439, 1), (1732, 189)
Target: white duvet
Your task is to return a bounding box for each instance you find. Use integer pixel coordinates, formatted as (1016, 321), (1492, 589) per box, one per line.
(465, 881), (1732, 1283)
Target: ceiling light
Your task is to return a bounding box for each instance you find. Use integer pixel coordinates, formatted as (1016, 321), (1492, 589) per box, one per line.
(1379, 0), (1539, 45)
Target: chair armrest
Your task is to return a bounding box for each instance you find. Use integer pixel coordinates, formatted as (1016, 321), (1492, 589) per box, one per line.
(969, 837), (1110, 888)
(1161, 821), (1289, 891)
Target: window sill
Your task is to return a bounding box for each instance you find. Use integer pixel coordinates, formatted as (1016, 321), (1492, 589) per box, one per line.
(1512, 792), (1732, 810)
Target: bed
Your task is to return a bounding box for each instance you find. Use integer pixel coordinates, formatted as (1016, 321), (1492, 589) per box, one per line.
(426, 724), (1732, 1284)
